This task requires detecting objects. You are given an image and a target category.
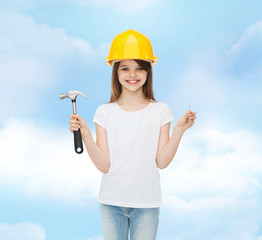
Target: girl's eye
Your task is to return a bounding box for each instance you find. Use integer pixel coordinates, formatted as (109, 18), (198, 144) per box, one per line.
(120, 67), (143, 71)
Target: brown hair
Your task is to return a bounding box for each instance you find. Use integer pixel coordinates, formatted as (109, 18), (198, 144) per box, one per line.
(108, 60), (157, 103)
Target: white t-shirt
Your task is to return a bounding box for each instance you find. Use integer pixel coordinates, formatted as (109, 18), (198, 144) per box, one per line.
(93, 101), (174, 208)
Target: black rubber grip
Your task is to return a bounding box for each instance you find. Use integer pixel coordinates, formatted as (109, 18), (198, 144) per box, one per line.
(74, 129), (83, 154)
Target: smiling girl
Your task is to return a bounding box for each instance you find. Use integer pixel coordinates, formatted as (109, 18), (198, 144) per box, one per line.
(69, 29), (196, 240)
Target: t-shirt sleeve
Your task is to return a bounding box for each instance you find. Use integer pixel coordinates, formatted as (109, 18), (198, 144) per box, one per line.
(160, 103), (174, 127)
(93, 105), (106, 129)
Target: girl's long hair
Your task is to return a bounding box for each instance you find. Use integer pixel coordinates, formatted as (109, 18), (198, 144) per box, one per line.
(109, 60), (157, 103)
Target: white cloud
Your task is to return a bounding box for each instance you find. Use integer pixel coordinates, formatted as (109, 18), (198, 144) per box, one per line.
(70, 0), (160, 14)
(168, 21), (262, 125)
(228, 21), (262, 77)
(171, 58), (228, 108)
(157, 21), (262, 238)
(0, 10), (95, 86)
(0, 9), (107, 120)
(0, 0), (163, 14)
(162, 128), (262, 202)
(0, 222), (46, 240)
(0, 119), (101, 204)
(231, 21), (262, 53)
(0, 0), (35, 11)
(159, 126), (262, 239)
(167, 51), (232, 127)
(1, 118), (262, 239)
(0, 0), (63, 11)
(70, 235), (104, 240)
(86, 235), (104, 240)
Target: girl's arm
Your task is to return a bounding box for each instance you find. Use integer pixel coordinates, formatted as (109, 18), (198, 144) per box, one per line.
(156, 110), (196, 169)
(70, 114), (110, 173)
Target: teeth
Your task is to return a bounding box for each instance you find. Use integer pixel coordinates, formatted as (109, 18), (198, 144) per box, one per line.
(127, 80), (139, 83)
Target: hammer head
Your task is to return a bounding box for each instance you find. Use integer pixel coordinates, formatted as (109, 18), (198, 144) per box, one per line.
(59, 90), (88, 101)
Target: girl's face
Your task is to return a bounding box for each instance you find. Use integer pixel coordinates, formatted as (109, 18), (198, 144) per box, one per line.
(117, 59), (147, 93)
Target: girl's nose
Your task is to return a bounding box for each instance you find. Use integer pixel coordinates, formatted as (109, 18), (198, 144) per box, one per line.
(129, 71), (136, 78)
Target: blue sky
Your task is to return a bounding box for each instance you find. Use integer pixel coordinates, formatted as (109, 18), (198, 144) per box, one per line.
(0, 0), (262, 239)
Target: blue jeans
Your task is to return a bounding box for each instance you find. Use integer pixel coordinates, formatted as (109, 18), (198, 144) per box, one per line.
(100, 203), (160, 240)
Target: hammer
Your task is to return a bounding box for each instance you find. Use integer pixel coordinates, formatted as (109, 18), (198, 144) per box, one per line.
(59, 90), (88, 154)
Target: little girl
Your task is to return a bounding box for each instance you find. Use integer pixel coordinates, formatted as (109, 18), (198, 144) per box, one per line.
(69, 29), (196, 240)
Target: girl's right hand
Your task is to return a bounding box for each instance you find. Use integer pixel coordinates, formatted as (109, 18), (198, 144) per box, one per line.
(69, 114), (91, 138)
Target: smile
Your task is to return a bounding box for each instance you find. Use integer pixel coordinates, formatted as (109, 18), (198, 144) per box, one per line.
(126, 80), (140, 84)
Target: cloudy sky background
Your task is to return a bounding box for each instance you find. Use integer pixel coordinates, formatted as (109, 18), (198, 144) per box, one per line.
(0, 0), (262, 239)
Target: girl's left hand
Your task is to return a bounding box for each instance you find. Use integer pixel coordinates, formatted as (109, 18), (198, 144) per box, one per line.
(175, 110), (197, 132)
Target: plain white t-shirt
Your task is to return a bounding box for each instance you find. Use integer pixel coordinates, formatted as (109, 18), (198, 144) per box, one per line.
(93, 101), (174, 208)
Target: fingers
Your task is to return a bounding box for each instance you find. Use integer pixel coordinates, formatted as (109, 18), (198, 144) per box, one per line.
(187, 111), (197, 128)
(69, 122), (80, 132)
(190, 112), (197, 119)
(69, 114), (81, 132)
(69, 114), (82, 120)
(189, 112), (197, 128)
(186, 111), (196, 118)
(69, 114), (83, 122)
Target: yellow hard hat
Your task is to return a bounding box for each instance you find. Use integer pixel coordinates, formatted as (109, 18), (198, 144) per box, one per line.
(105, 29), (158, 66)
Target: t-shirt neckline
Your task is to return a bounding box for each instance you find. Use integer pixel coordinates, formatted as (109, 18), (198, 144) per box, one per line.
(115, 101), (152, 113)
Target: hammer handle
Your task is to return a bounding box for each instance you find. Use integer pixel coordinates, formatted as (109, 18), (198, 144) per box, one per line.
(74, 129), (84, 154)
